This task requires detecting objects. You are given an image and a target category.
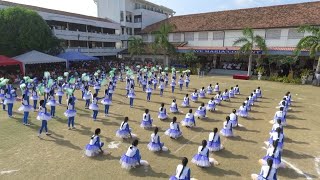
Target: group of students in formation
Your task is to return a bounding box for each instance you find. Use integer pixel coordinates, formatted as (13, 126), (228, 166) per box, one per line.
(251, 92), (292, 180)
(0, 68), (291, 179)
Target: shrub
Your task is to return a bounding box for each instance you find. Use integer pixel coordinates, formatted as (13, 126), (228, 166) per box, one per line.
(268, 75), (301, 84)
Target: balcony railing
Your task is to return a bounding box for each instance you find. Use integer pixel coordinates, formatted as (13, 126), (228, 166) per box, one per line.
(65, 47), (122, 55)
(53, 28), (121, 42)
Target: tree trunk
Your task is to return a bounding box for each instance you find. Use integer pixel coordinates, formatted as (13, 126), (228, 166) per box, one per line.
(316, 56), (320, 72)
(247, 53), (253, 76)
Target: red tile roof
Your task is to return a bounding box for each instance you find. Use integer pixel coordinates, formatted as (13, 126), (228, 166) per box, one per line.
(142, 1), (320, 33)
(0, 1), (114, 23)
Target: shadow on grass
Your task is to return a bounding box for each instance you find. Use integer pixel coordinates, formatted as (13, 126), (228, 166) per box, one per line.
(41, 134), (82, 150)
(285, 124), (309, 130)
(90, 153), (119, 161)
(156, 149), (181, 160)
(283, 149), (314, 159)
(228, 136), (258, 144)
(236, 126), (260, 133)
(285, 137), (309, 145)
(214, 149), (248, 159)
(278, 166), (317, 179)
(245, 117), (263, 121)
(202, 166), (241, 177)
(286, 115), (306, 121)
(173, 136), (197, 145)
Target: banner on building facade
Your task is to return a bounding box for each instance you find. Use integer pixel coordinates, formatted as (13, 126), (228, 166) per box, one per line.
(193, 49), (263, 54)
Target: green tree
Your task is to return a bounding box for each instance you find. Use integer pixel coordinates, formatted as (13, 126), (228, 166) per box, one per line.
(0, 7), (62, 56)
(152, 23), (176, 63)
(128, 36), (145, 60)
(183, 51), (198, 66)
(295, 25), (320, 72)
(268, 55), (298, 76)
(233, 28), (267, 76)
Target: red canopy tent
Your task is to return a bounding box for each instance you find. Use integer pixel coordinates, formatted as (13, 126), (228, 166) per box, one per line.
(0, 55), (24, 74)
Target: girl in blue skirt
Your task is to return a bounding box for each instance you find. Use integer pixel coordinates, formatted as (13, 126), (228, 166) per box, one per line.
(120, 139), (141, 169)
(207, 128), (223, 152)
(170, 157), (191, 180)
(85, 128), (104, 157)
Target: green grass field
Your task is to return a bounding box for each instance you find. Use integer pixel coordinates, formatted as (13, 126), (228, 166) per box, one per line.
(0, 75), (319, 180)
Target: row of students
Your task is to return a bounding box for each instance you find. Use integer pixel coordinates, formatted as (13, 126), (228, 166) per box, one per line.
(252, 92), (292, 180)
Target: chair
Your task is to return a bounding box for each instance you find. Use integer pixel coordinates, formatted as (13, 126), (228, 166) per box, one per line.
(235, 63), (241, 70)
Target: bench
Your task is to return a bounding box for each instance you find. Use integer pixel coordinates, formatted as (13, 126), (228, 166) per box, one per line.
(233, 74), (250, 80)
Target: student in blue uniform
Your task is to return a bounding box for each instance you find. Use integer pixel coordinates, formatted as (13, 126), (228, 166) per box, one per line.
(64, 97), (77, 129)
(191, 140), (214, 167)
(181, 109), (196, 128)
(47, 90), (57, 117)
(116, 117), (132, 139)
(128, 85), (136, 108)
(170, 157), (191, 180)
(140, 109), (153, 129)
(220, 116), (233, 137)
(171, 78), (176, 93)
(207, 128), (223, 152)
(30, 87), (39, 110)
(120, 139), (141, 169)
(4, 89), (14, 117)
(165, 117), (182, 139)
(178, 75), (184, 90)
(252, 158), (277, 180)
(18, 94), (33, 125)
(147, 127), (165, 152)
(37, 100), (52, 137)
(85, 128), (104, 157)
(181, 94), (190, 107)
(146, 81), (153, 102)
(101, 89), (112, 117)
(89, 93), (100, 121)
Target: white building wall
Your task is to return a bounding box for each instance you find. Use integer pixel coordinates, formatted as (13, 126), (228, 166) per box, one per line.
(134, 9), (168, 29)
(96, 0), (122, 22)
(157, 28), (309, 48)
(96, 0), (174, 35)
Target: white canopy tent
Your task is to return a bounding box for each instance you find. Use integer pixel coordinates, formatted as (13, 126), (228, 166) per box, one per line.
(14, 50), (67, 74)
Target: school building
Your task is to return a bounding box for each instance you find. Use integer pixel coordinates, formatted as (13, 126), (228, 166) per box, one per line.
(125, 1), (320, 73)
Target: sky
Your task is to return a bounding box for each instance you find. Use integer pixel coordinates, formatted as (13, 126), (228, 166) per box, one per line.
(4, 0), (319, 16)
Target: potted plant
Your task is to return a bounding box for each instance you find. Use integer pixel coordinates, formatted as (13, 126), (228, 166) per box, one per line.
(300, 69), (311, 84)
(256, 66), (265, 80)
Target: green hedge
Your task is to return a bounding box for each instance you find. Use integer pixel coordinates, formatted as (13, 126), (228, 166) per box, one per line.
(268, 76), (301, 84)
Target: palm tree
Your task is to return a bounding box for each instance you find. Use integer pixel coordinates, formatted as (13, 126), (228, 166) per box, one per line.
(128, 36), (144, 60)
(152, 23), (176, 64)
(296, 25), (320, 72)
(233, 28), (267, 76)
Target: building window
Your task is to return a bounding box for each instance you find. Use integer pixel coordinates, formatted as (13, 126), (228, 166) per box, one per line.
(134, 28), (141, 34)
(103, 42), (116, 48)
(198, 32), (208, 41)
(213, 31), (224, 40)
(120, 11), (124, 22)
(142, 34), (148, 42)
(185, 32), (194, 41)
(134, 15), (142, 23)
(121, 27), (125, 35)
(126, 28), (133, 35)
(126, 14), (132, 22)
(151, 35), (156, 42)
(135, 3), (141, 9)
(288, 29), (304, 39)
(173, 33), (181, 42)
(266, 29), (281, 39)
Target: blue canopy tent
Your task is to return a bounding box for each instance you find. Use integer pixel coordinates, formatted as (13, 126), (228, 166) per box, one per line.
(57, 51), (99, 69)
